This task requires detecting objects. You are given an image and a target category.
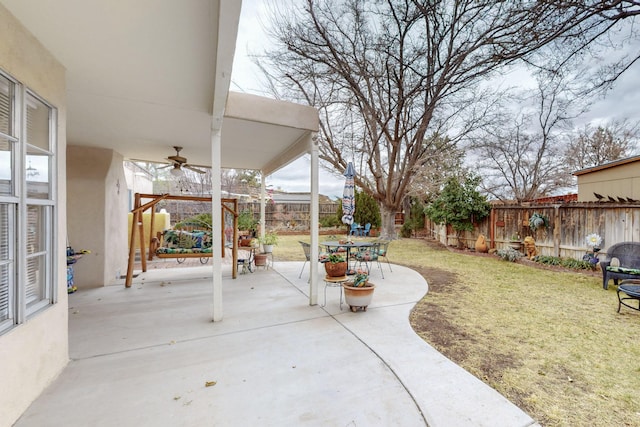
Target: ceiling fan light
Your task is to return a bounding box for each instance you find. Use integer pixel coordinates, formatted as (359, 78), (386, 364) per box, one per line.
(170, 165), (183, 177)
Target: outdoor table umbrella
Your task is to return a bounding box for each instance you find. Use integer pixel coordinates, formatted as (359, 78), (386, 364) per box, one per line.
(341, 162), (356, 225)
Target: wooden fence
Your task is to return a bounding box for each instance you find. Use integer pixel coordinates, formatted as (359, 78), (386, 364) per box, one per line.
(426, 202), (640, 260)
(237, 202), (338, 230)
(157, 200), (339, 230)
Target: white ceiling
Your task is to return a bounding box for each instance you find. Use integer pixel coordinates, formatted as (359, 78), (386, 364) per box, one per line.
(1, 0), (318, 174)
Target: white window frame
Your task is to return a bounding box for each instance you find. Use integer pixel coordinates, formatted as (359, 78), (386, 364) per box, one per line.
(0, 69), (57, 334)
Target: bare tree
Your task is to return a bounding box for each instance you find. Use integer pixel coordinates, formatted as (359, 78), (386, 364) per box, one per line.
(564, 120), (640, 171)
(472, 117), (572, 202)
(261, 0), (640, 237)
(470, 63), (592, 201)
(406, 133), (466, 203)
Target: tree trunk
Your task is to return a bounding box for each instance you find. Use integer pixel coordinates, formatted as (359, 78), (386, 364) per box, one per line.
(379, 204), (398, 240)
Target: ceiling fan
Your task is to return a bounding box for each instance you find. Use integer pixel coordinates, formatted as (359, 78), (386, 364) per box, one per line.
(162, 146), (206, 176)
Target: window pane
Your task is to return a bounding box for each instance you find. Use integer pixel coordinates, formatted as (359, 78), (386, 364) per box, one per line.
(0, 74), (13, 136)
(0, 203), (13, 326)
(26, 204), (44, 255)
(26, 93), (50, 151)
(0, 137), (12, 196)
(0, 264), (11, 327)
(25, 205), (49, 310)
(26, 151), (50, 199)
(25, 254), (45, 307)
(0, 203), (12, 261)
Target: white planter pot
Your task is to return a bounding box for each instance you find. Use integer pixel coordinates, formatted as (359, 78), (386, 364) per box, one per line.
(342, 283), (375, 312)
(262, 244), (273, 253)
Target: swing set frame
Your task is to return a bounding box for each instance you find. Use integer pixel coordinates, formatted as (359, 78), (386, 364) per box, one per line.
(126, 193), (240, 287)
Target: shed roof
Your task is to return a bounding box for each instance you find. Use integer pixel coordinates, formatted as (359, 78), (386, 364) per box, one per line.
(573, 155), (640, 176)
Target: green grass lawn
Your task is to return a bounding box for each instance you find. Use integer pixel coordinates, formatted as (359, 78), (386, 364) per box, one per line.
(272, 234), (640, 427)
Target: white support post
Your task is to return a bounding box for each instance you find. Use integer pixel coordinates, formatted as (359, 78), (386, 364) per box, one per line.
(211, 127), (223, 322)
(309, 133), (319, 305)
(260, 175), (266, 241)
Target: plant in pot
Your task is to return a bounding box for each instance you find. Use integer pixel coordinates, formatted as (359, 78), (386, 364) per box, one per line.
(324, 253), (348, 278)
(343, 268), (375, 312)
(258, 231), (278, 253)
(237, 210), (257, 246)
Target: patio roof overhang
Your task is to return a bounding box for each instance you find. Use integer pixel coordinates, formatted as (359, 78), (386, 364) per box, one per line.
(2, 0), (321, 319)
(0, 0), (318, 174)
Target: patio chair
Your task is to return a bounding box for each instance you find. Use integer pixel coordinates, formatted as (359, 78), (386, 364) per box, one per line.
(237, 247), (254, 274)
(298, 241), (327, 278)
(362, 223), (371, 236)
(377, 240), (393, 273)
(354, 242), (384, 279)
(349, 222), (361, 236)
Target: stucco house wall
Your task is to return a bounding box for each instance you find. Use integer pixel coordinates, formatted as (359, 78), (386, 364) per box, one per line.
(0, 4), (69, 426)
(67, 146), (129, 287)
(575, 156), (640, 202)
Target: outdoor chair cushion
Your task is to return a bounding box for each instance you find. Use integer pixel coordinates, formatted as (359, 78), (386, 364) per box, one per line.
(606, 266), (640, 275)
(162, 229), (212, 249)
(156, 247), (213, 255)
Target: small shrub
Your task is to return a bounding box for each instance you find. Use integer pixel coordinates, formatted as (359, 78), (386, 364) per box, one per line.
(496, 247), (522, 262)
(400, 222), (414, 238)
(560, 258), (597, 270)
(534, 255), (562, 266)
(533, 255), (597, 271)
(320, 215), (342, 228)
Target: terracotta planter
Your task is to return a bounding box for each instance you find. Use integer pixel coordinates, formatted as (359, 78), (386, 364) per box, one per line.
(239, 237), (253, 247)
(324, 261), (348, 277)
(254, 253), (268, 266)
(475, 234), (488, 253)
(342, 282), (375, 312)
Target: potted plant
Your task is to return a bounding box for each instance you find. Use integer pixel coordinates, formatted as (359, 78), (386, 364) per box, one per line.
(254, 252), (269, 267)
(342, 268), (375, 312)
(324, 253), (348, 277)
(238, 210), (257, 235)
(237, 210), (257, 246)
(258, 231), (278, 253)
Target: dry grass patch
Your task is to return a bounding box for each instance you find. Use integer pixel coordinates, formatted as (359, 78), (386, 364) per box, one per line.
(275, 235), (640, 426)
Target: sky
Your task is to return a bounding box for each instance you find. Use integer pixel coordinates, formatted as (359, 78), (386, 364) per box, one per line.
(231, 0), (640, 198)
(231, 0), (347, 199)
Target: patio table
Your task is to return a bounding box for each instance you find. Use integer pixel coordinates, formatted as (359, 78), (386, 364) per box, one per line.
(322, 240), (373, 274)
(617, 279), (640, 313)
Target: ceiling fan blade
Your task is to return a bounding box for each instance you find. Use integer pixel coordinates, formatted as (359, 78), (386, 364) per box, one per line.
(185, 164), (206, 174)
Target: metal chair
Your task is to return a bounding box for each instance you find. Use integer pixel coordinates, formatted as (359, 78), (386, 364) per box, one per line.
(298, 241), (312, 278)
(298, 241), (327, 278)
(237, 247), (254, 274)
(377, 240), (392, 273)
(354, 242), (384, 279)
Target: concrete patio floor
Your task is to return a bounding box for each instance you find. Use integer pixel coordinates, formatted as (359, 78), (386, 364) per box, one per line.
(14, 260), (539, 427)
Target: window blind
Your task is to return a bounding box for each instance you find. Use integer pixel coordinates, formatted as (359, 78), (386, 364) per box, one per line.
(0, 74), (12, 136)
(0, 203), (11, 324)
(25, 205), (45, 307)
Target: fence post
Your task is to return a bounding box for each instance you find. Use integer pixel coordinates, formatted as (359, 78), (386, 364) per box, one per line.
(553, 204), (561, 257)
